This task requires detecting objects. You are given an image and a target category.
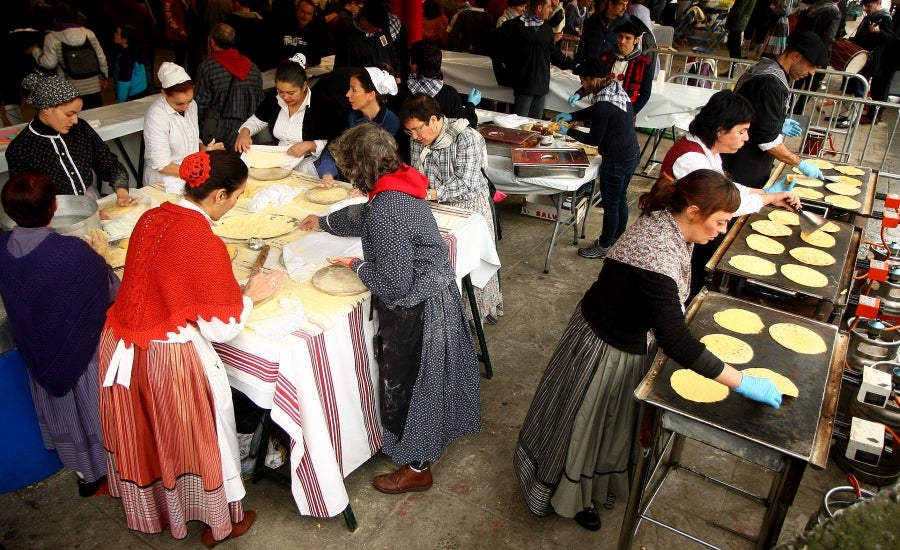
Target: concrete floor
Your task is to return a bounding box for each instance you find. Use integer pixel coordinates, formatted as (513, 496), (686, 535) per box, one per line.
(3, 46), (900, 550)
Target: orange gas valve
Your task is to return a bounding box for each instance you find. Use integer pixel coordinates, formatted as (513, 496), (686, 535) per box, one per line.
(885, 193), (900, 210)
(856, 295), (881, 320)
(869, 260), (890, 282)
(883, 210), (900, 228)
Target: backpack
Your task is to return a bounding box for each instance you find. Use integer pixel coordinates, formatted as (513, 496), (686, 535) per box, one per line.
(59, 39), (101, 79)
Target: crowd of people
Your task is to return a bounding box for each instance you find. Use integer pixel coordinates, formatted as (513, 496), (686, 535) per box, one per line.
(1, 0), (898, 544)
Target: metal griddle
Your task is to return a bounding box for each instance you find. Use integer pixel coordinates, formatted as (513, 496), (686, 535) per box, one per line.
(635, 291), (845, 465)
(773, 161), (875, 217)
(711, 207), (856, 304)
(476, 124), (539, 145)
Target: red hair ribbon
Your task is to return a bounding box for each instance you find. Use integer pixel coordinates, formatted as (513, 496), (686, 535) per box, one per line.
(179, 151), (211, 188)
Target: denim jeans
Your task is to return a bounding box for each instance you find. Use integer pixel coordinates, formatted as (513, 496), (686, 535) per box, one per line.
(513, 92), (547, 119)
(597, 152), (640, 248)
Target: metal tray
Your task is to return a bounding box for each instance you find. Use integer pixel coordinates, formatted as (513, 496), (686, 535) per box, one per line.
(774, 161), (875, 216)
(635, 291), (844, 465)
(511, 148), (590, 179)
(711, 208), (856, 304)
(476, 124), (538, 145)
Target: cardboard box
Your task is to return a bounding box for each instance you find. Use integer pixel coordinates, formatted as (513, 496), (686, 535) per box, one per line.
(521, 195), (587, 223)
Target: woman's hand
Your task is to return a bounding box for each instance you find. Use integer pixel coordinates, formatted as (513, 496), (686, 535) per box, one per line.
(287, 141), (315, 157)
(115, 188), (137, 206)
(299, 214), (321, 231)
(203, 138), (225, 152)
(319, 174), (335, 187)
(234, 129), (252, 152)
(327, 256), (357, 269)
(85, 229), (109, 256)
(243, 269), (286, 303)
(766, 191), (801, 211)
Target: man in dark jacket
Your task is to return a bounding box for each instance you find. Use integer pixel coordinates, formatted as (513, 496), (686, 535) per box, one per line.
(275, 0), (330, 66)
(575, 0), (630, 65)
(334, 0), (402, 76)
(791, 0), (841, 114)
(851, 0), (894, 123)
(500, 0), (576, 117)
(226, 0), (275, 70)
(195, 23), (264, 148)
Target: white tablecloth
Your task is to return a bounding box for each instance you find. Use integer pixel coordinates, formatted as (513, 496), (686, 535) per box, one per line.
(218, 203), (498, 518)
(635, 81), (719, 131)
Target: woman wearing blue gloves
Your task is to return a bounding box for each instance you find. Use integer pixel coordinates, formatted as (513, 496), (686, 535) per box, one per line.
(554, 58), (640, 259)
(514, 169), (782, 532)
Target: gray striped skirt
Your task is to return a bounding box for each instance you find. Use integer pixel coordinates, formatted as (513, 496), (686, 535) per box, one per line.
(514, 302), (650, 518)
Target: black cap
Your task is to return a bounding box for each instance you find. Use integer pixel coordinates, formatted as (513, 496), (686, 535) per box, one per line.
(615, 21), (644, 37)
(787, 31), (829, 67)
(360, 0), (390, 30)
(574, 58), (613, 78)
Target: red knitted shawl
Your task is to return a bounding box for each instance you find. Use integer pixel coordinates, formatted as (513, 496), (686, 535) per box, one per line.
(106, 202), (244, 349)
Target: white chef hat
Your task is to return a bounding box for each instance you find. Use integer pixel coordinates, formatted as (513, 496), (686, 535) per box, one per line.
(363, 67), (398, 96)
(158, 62), (191, 90)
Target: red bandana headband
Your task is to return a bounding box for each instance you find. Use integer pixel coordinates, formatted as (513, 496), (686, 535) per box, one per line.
(180, 151), (212, 188)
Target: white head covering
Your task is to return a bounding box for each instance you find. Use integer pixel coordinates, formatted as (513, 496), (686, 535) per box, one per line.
(158, 62), (191, 89)
(290, 53), (307, 69)
(363, 67), (398, 96)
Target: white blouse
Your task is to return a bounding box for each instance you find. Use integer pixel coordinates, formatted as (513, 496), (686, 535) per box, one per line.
(239, 93), (326, 176)
(143, 95), (201, 187)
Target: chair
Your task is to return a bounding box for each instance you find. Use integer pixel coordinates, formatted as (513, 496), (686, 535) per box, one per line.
(689, 11), (727, 54)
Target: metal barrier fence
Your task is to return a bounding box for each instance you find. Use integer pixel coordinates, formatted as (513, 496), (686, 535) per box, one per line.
(645, 49), (897, 178)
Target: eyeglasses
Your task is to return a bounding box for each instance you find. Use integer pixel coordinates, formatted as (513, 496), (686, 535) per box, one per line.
(403, 122), (427, 136)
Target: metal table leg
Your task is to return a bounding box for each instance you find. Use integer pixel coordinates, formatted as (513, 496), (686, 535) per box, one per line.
(342, 505), (358, 532)
(543, 192), (566, 274)
(464, 274), (493, 379)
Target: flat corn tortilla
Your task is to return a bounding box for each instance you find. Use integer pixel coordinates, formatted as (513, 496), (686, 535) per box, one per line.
(713, 308), (765, 334)
(671, 369), (729, 403)
(729, 254), (777, 276)
(213, 213), (298, 240)
(825, 182), (861, 196)
(305, 186), (351, 205)
(750, 220), (792, 237)
(792, 187), (825, 200)
(700, 333), (754, 365)
(769, 322), (827, 354)
(767, 210), (800, 226)
(746, 234), (786, 255)
(781, 263), (829, 287)
(789, 246), (836, 266)
(832, 175), (862, 187)
(824, 195), (862, 210)
(800, 230), (836, 248)
(807, 158), (835, 170)
(791, 176), (824, 188)
(311, 265), (368, 296)
(834, 165), (865, 176)
(820, 221), (840, 233)
(741, 368), (799, 397)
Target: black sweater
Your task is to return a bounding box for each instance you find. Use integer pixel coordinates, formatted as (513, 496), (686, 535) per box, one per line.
(500, 17), (575, 96)
(568, 101), (640, 159)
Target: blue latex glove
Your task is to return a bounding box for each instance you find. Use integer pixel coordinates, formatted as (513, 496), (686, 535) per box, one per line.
(467, 88), (482, 107)
(557, 124), (569, 135)
(554, 112), (573, 123)
(568, 92), (581, 107)
(766, 175), (796, 194)
(734, 374), (782, 409)
(797, 160), (824, 179)
(782, 118), (802, 137)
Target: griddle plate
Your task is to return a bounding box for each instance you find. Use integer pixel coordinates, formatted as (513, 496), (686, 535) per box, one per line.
(780, 162), (875, 215)
(714, 208), (854, 303)
(643, 292), (839, 461)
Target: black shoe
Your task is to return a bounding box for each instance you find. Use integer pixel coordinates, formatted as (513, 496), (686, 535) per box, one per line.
(574, 507), (601, 531)
(77, 476), (104, 497)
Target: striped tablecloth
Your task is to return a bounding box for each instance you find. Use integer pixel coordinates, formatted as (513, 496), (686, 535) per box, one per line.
(160, 184), (499, 518)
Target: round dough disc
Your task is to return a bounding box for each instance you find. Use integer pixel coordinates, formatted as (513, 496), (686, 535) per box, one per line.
(781, 263), (829, 287)
(800, 230), (836, 248)
(767, 210), (799, 226)
(807, 158), (835, 170)
(746, 234), (786, 255)
(213, 213), (298, 240)
(824, 195), (862, 210)
(305, 186), (351, 205)
(825, 182), (861, 196)
(834, 165), (865, 176)
(832, 175), (862, 187)
(729, 254), (777, 276)
(713, 308), (765, 334)
(248, 167), (292, 181)
(670, 369), (729, 403)
(741, 368), (800, 397)
(750, 220), (792, 237)
(792, 187), (824, 200)
(769, 323), (827, 354)
(791, 176), (824, 188)
(700, 333), (754, 365)
(820, 221), (840, 233)
(789, 246), (836, 266)
(311, 265), (368, 296)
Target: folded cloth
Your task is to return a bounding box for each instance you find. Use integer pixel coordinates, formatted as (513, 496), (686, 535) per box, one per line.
(493, 114), (532, 128)
(248, 185), (302, 212)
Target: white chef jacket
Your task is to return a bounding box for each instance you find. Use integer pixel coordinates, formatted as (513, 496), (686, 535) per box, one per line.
(143, 95), (201, 187)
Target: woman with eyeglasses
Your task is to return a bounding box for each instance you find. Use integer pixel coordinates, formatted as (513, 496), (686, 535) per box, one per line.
(398, 93), (502, 324)
(233, 56), (331, 176)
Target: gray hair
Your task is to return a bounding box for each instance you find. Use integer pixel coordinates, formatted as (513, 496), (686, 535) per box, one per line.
(328, 124), (401, 192)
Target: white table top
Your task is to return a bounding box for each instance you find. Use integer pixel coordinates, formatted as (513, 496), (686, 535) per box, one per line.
(635, 81), (718, 131)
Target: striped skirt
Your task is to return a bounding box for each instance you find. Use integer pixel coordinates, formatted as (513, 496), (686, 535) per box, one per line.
(514, 303), (650, 518)
(27, 351), (106, 484)
(98, 327), (244, 541)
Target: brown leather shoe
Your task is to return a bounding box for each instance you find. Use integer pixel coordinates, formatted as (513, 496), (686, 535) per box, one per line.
(201, 510), (256, 548)
(373, 464), (433, 494)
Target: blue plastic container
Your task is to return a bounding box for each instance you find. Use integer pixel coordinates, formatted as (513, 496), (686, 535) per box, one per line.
(0, 349), (63, 493)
